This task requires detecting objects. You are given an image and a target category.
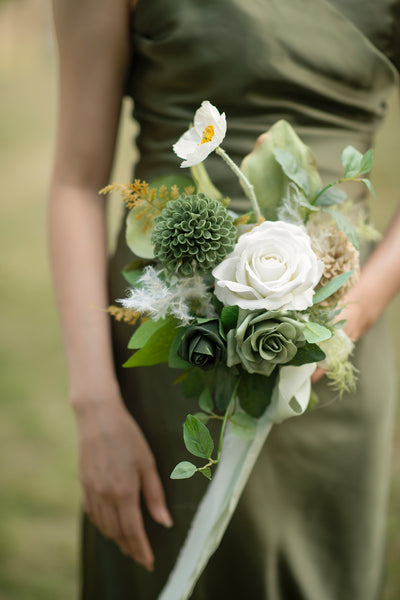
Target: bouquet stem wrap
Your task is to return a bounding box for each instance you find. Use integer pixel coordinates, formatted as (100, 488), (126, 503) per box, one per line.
(158, 363), (315, 600)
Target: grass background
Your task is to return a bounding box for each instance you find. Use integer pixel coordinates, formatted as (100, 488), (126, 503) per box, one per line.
(0, 1), (399, 598)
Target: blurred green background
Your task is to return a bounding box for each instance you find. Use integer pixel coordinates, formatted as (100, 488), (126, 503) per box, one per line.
(0, 1), (399, 599)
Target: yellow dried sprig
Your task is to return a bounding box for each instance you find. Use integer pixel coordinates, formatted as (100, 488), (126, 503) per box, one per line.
(107, 305), (141, 326)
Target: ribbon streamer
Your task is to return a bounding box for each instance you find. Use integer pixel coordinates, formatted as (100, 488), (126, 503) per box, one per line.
(159, 362), (316, 600)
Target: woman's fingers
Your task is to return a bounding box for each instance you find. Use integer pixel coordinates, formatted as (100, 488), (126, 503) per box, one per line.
(311, 366), (325, 384)
(141, 466), (173, 528)
(117, 496), (155, 571)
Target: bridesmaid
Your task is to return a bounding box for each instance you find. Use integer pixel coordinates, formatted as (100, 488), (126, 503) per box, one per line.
(49, 0), (400, 598)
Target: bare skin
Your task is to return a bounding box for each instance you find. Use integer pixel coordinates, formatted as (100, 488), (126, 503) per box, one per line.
(49, 0), (400, 573)
(50, 0), (171, 572)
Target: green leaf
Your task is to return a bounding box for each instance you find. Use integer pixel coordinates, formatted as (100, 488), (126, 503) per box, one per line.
(241, 120), (322, 220)
(128, 318), (168, 350)
(190, 162), (224, 202)
(200, 467), (212, 480)
(126, 205), (155, 259)
(359, 148), (374, 175)
(359, 178), (376, 198)
(273, 148), (310, 195)
(122, 259), (154, 286)
(237, 371), (276, 418)
(183, 415), (214, 459)
(230, 412), (257, 440)
(123, 318), (178, 367)
(214, 365), (239, 411)
(193, 412), (210, 424)
(341, 145), (363, 178)
(220, 305), (239, 329)
(170, 461), (197, 480)
(303, 322), (332, 344)
(168, 328), (190, 369)
(324, 208), (359, 250)
(314, 186), (347, 207)
(150, 173), (194, 193)
(313, 270), (354, 305)
(287, 343), (326, 366)
(181, 368), (207, 398)
(122, 268), (143, 287)
(199, 388), (214, 413)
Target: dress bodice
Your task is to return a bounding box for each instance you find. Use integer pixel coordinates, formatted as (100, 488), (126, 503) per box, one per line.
(125, 0), (400, 203)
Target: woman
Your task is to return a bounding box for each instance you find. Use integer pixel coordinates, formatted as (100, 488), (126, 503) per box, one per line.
(49, 0), (400, 598)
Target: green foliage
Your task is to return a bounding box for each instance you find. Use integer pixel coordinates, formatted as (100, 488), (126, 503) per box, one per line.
(241, 120), (322, 219)
(199, 388), (214, 413)
(128, 317), (168, 349)
(170, 461), (197, 479)
(199, 467), (212, 480)
(220, 305), (239, 329)
(273, 148), (310, 195)
(183, 415), (214, 459)
(190, 161), (225, 202)
(303, 322), (332, 344)
(324, 208), (360, 250)
(168, 328), (190, 369)
(314, 186), (347, 207)
(230, 412), (257, 440)
(287, 343), (326, 366)
(313, 270), (354, 304)
(122, 259), (154, 286)
(214, 365), (239, 411)
(123, 317), (178, 367)
(237, 371), (276, 418)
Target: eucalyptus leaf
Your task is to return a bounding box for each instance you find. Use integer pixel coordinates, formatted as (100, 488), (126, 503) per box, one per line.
(128, 318), (168, 350)
(237, 371), (276, 418)
(359, 148), (374, 175)
(170, 461), (197, 480)
(190, 162), (224, 202)
(313, 270), (354, 305)
(341, 145), (363, 178)
(183, 415), (214, 459)
(199, 388), (214, 413)
(149, 173), (194, 193)
(241, 120), (322, 219)
(287, 343), (326, 366)
(230, 412), (257, 440)
(359, 178), (376, 198)
(314, 186), (347, 207)
(303, 322), (332, 344)
(324, 208), (359, 250)
(126, 205), (155, 259)
(123, 318), (178, 367)
(273, 148), (310, 195)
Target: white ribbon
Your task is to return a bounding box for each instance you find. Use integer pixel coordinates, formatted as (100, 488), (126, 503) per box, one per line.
(158, 362), (316, 600)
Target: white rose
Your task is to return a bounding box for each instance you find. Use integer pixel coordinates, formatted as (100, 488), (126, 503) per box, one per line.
(212, 220), (324, 310)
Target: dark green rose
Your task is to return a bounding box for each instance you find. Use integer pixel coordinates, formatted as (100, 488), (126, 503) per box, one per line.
(177, 320), (226, 370)
(227, 309), (306, 376)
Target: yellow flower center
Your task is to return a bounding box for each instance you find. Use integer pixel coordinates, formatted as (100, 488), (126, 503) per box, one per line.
(200, 125), (215, 144)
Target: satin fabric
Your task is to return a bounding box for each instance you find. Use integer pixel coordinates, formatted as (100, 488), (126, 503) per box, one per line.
(82, 1), (399, 598)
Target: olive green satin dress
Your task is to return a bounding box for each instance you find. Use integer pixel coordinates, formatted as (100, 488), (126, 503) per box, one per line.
(82, 1), (400, 598)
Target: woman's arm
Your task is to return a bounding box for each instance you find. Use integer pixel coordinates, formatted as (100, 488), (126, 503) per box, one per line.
(50, 0), (172, 571)
(312, 203), (400, 383)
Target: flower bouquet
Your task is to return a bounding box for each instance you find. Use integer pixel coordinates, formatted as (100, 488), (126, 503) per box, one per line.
(103, 101), (375, 599)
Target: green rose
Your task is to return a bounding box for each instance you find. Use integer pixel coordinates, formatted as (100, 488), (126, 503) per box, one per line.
(177, 320), (226, 370)
(227, 309), (306, 376)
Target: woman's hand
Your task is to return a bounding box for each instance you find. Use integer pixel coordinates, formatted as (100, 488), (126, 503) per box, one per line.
(74, 388), (172, 571)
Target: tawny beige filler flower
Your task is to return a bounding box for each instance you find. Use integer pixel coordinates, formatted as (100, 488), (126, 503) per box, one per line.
(173, 101), (227, 168)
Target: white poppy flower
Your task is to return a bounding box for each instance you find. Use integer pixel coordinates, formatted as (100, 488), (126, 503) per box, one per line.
(212, 220), (324, 311)
(173, 101), (227, 168)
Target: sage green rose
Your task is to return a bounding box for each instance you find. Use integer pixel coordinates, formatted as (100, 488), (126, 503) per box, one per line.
(227, 309), (306, 376)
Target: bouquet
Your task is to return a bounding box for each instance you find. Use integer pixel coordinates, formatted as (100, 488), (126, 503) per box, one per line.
(103, 101), (375, 599)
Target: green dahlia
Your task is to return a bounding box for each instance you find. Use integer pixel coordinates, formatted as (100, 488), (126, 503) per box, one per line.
(151, 193), (236, 277)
